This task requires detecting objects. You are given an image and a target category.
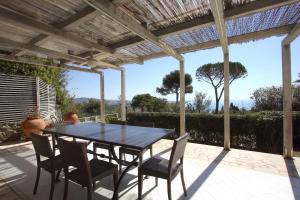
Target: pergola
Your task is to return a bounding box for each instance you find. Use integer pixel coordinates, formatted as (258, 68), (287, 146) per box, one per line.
(0, 0), (299, 158)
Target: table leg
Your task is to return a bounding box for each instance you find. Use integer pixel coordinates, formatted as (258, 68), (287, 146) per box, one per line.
(109, 145), (141, 200)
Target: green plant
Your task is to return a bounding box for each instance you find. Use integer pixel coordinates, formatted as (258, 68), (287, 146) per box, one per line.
(127, 111), (300, 154)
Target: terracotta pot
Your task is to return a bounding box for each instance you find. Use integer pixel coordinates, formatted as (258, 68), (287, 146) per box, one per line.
(21, 118), (46, 138)
(64, 112), (79, 124)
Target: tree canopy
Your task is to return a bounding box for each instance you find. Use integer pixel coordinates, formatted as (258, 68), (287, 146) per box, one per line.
(131, 94), (168, 112)
(196, 61), (247, 113)
(156, 70), (193, 104)
(251, 85), (300, 111)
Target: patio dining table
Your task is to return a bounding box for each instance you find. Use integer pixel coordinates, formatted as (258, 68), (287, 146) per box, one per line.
(44, 122), (174, 200)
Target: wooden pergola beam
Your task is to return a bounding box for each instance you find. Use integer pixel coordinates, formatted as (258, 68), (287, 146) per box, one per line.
(209, 0), (230, 150)
(209, 0), (228, 54)
(0, 7), (113, 54)
(0, 37), (86, 63)
(112, 0), (132, 6)
(282, 23), (300, 45)
(0, 54), (101, 74)
(84, 0), (183, 61)
(109, 0), (299, 50)
(131, 25), (293, 65)
(0, 37), (120, 69)
(11, 7), (98, 57)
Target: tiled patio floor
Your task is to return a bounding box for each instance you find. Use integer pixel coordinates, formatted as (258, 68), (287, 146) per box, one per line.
(1, 139), (300, 200)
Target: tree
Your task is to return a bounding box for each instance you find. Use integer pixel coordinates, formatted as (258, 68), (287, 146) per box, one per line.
(156, 70), (193, 104)
(0, 60), (71, 113)
(251, 85), (300, 111)
(131, 94), (168, 112)
(251, 86), (282, 111)
(193, 92), (211, 112)
(295, 73), (300, 83)
(196, 62), (247, 113)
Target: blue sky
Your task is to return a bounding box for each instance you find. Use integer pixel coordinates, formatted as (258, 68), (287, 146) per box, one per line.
(66, 36), (300, 103)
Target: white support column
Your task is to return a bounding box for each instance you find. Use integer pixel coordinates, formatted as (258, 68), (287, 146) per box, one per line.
(100, 72), (105, 122)
(120, 68), (126, 121)
(282, 43), (293, 158)
(224, 53), (230, 150)
(179, 59), (186, 136)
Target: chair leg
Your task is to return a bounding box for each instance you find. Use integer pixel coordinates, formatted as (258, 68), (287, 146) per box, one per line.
(93, 144), (97, 159)
(119, 151), (122, 173)
(180, 169), (187, 196)
(167, 179), (172, 200)
(49, 171), (55, 200)
(113, 171), (118, 192)
(93, 181), (96, 191)
(87, 186), (92, 200)
(56, 169), (61, 182)
(109, 149), (112, 163)
(155, 177), (158, 187)
(63, 178), (69, 200)
(138, 171), (143, 200)
(33, 167), (41, 194)
(150, 146), (153, 157)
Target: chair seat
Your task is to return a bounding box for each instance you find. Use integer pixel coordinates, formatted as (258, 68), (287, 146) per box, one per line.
(39, 154), (63, 172)
(68, 159), (118, 186)
(139, 156), (182, 179)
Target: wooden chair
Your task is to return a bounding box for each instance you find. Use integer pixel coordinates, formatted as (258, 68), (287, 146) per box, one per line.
(57, 138), (118, 200)
(138, 133), (189, 200)
(118, 121), (154, 172)
(92, 120), (126, 162)
(31, 133), (63, 200)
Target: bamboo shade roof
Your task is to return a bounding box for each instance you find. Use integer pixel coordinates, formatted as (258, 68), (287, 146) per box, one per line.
(0, 0), (299, 72)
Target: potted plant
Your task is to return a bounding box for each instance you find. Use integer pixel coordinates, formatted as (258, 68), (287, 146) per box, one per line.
(21, 107), (46, 139)
(63, 111), (79, 124)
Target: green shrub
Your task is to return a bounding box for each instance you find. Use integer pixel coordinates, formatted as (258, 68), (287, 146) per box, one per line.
(127, 111), (300, 154)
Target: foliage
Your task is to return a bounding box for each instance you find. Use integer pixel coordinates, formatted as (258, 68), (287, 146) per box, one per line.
(186, 92), (211, 113)
(156, 70), (193, 104)
(251, 85), (300, 111)
(295, 73), (300, 83)
(127, 111), (300, 154)
(230, 103), (240, 112)
(131, 94), (168, 112)
(196, 62), (247, 113)
(0, 60), (72, 113)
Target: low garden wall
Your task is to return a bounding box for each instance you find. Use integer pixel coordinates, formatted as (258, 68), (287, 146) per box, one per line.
(127, 111), (300, 154)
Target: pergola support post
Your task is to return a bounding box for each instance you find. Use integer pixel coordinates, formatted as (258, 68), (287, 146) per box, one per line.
(224, 53), (230, 150)
(100, 72), (105, 122)
(120, 68), (126, 121)
(282, 43), (293, 158)
(179, 59), (186, 136)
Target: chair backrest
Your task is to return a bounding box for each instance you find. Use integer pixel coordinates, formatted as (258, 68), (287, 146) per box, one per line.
(31, 133), (53, 159)
(57, 138), (92, 184)
(130, 121), (154, 128)
(168, 133), (189, 172)
(110, 119), (127, 125)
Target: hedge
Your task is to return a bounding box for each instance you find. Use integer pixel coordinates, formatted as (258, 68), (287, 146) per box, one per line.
(127, 111), (300, 154)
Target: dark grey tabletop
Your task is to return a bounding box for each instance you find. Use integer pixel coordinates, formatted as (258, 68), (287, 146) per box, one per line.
(44, 122), (173, 150)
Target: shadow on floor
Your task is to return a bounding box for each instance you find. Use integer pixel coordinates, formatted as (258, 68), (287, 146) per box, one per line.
(285, 158), (300, 200)
(2, 146), (142, 200)
(178, 149), (229, 199)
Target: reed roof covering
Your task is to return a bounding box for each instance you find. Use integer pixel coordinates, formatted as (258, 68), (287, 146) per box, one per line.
(0, 0), (299, 72)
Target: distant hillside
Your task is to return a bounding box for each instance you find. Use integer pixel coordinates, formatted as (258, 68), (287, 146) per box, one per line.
(74, 97), (129, 105)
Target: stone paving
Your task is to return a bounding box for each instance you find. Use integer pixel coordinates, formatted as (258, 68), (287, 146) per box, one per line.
(0, 139), (300, 200)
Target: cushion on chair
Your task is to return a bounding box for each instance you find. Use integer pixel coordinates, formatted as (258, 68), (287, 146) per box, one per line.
(139, 156), (182, 179)
(39, 154), (63, 172)
(67, 159), (118, 185)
